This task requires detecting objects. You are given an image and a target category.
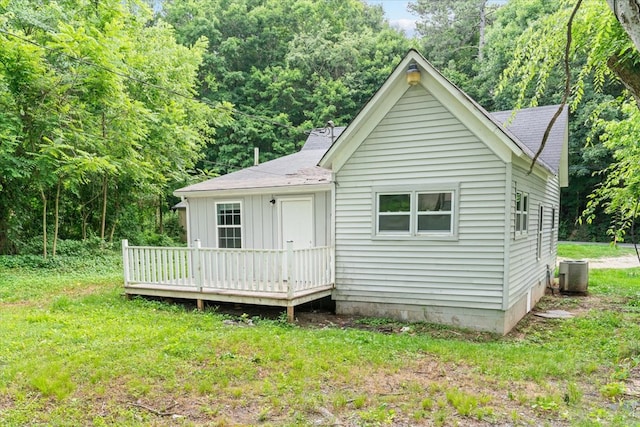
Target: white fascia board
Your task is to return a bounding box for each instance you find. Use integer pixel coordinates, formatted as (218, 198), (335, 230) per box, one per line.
(174, 183), (332, 199)
(512, 155), (552, 182)
(515, 151), (556, 179)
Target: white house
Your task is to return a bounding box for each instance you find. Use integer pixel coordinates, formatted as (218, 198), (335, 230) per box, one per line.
(132, 50), (568, 334)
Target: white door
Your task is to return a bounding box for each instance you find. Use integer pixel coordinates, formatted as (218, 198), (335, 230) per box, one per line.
(279, 198), (314, 249)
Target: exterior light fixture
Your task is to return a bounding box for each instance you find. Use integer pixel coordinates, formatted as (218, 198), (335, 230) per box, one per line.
(406, 63), (421, 86)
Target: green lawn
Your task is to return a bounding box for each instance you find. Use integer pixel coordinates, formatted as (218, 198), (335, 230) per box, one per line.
(558, 242), (637, 259)
(0, 248), (639, 426)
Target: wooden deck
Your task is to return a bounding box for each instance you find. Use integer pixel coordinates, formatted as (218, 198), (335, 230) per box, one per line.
(122, 240), (334, 320)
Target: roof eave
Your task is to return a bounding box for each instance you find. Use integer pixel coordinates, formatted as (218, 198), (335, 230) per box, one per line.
(174, 182), (333, 198)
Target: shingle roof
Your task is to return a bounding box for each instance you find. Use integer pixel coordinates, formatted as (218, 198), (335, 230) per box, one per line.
(491, 105), (567, 174)
(175, 104), (567, 196)
(174, 127), (344, 194)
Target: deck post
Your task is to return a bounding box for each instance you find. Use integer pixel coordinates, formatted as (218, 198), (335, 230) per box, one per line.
(122, 239), (129, 288)
(193, 239), (202, 291)
(286, 241), (294, 322)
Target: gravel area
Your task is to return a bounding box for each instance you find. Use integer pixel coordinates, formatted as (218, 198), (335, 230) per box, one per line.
(558, 255), (639, 269)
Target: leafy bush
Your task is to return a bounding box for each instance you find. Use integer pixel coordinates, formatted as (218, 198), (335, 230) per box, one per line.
(163, 211), (186, 243)
(129, 232), (179, 247)
(0, 251), (121, 274)
(13, 236), (112, 256)
(0, 255), (64, 269)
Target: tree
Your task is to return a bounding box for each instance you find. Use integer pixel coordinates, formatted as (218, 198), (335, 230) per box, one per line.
(409, 0), (499, 92)
(499, 0), (640, 246)
(0, 0), (232, 254)
(161, 0), (412, 174)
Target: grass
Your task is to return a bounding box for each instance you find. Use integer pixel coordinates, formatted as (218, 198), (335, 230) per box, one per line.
(0, 247), (639, 425)
(557, 242), (637, 259)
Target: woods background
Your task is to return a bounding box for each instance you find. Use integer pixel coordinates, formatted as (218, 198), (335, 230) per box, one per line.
(1, 0), (638, 256)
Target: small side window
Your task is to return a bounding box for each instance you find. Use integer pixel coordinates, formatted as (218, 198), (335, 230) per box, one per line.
(515, 191), (529, 237)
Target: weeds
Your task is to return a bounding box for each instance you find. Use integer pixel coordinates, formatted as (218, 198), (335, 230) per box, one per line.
(600, 382), (626, 401)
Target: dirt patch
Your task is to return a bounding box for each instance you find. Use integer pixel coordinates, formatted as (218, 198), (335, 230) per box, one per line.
(295, 310), (500, 342)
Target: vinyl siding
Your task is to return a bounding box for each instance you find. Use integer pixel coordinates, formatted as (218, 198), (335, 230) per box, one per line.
(334, 85), (508, 310)
(507, 159), (560, 306)
(186, 191), (331, 249)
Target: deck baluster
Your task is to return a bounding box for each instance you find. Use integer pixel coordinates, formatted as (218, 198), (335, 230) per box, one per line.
(122, 241), (333, 321)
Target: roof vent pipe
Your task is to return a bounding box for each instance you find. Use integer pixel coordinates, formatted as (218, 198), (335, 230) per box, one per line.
(326, 120), (335, 143)
(254, 147), (259, 166)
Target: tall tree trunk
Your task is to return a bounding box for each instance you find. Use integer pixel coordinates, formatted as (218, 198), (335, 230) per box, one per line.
(52, 179), (61, 257)
(478, 0), (487, 61)
(82, 207), (88, 241)
(607, 53), (640, 107)
(39, 187), (47, 259)
(101, 111), (108, 243)
(0, 194), (10, 255)
(109, 197), (120, 244)
(606, 0), (640, 111)
(101, 175), (108, 241)
(109, 220), (117, 244)
(158, 194), (164, 234)
(606, 0), (640, 52)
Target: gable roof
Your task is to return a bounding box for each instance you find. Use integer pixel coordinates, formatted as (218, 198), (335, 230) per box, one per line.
(174, 127), (344, 197)
(319, 49), (568, 185)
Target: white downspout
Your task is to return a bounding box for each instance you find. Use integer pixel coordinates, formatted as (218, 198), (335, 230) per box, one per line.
(184, 196), (192, 247)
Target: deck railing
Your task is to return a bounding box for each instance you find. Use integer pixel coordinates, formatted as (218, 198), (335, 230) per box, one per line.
(122, 240), (333, 296)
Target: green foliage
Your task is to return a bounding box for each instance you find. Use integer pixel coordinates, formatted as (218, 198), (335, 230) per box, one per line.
(583, 99), (640, 243)
(0, 0), (232, 254)
(2, 0), (636, 251)
(409, 0), (499, 94)
(408, 0), (628, 241)
(600, 382), (625, 401)
(496, 0), (640, 241)
(162, 0), (412, 174)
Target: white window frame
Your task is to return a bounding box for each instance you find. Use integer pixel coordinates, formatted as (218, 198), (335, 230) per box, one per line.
(416, 191), (455, 235)
(376, 192), (412, 236)
(215, 201), (243, 249)
(537, 204), (544, 260)
(515, 190), (529, 238)
(373, 185), (458, 240)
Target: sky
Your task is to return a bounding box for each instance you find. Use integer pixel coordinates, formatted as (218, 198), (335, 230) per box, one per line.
(365, 1), (416, 35)
(366, 0), (510, 37)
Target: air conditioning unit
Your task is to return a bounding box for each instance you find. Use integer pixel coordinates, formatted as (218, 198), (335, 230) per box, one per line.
(558, 260), (589, 294)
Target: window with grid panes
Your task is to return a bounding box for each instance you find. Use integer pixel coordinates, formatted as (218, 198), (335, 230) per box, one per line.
(216, 202), (242, 248)
(515, 190), (529, 237)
